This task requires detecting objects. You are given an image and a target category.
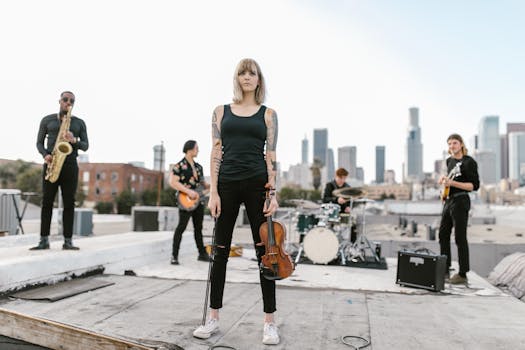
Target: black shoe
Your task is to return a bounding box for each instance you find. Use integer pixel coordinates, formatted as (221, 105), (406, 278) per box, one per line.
(29, 237), (50, 250)
(62, 239), (79, 250)
(197, 252), (211, 262)
(171, 257), (179, 265)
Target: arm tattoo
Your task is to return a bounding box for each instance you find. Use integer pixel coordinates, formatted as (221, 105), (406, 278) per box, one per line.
(212, 156), (221, 174)
(212, 110), (221, 139)
(267, 110), (278, 151)
(271, 160), (277, 171)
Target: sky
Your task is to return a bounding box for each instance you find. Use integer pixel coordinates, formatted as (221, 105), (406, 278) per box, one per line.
(1, 0), (524, 183)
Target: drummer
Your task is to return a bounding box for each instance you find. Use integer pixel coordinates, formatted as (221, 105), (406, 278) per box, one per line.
(322, 167), (351, 213)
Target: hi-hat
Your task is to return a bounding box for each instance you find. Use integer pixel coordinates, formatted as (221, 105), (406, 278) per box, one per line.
(289, 199), (321, 209)
(332, 187), (366, 199)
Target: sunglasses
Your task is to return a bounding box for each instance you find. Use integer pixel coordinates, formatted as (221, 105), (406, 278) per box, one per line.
(61, 97), (75, 104)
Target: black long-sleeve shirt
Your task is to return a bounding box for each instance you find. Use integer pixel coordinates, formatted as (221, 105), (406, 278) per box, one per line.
(322, 180), (350, 212)
(447, 155), (480, 196)
(36, 113), (89, 164)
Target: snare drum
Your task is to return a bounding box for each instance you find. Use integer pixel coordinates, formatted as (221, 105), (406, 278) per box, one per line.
(296, 214), (318, 233)
(303, 227), (339, 264)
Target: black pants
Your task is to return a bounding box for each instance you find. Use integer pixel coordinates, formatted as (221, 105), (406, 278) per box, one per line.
(210, 176), (276, 313)
(438, 194), (470, 275)
(172, 204), (205, 258)
(41, 162), (78, 238)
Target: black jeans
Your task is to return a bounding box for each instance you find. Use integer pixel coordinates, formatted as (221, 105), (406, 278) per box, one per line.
(439, 194), (470, 275)
(41, 162), (78, 238)
(172, 204), (205, 258)
(210, 175), (276, 313)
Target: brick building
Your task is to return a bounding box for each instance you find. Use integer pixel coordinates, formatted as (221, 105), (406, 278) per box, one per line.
(78, 163), (162, 205)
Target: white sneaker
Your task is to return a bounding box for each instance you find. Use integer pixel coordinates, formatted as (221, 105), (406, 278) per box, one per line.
(193, 318), (219, 339)
(262, 322), (280, 345)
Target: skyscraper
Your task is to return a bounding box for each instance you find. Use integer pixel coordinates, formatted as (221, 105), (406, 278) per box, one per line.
(504, 123), (525, 180)
(338, 146), (357, 179)
(478, 116), (500, 182)
(356, 167), (364, 182)
(475, 150), (497, 184)
(501, 135), (508, 179)
(327, 148), (335, 180)
(508, 132), (525, 184)
(375, 145), (385, 183)
(313, 128), (328, 166)
(404, 107), (423, 182)
(301, 136), (308, 164)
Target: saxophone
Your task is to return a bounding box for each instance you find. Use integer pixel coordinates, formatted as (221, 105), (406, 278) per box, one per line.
(45, 106), (73, 183)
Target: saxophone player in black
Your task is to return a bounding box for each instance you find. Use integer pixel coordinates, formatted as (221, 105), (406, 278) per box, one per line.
(32, 91), (89, 250)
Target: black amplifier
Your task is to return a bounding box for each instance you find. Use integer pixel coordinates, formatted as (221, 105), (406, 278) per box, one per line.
(396, 249), (447, 292)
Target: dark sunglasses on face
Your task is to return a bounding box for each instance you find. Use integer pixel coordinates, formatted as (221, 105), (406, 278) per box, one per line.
(61, 97), (75, 104)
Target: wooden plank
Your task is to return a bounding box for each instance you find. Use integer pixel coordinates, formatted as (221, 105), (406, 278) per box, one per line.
(0, 308), (153, 350)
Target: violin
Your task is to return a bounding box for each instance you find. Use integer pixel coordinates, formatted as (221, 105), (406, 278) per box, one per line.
(259, 185), (295, 280)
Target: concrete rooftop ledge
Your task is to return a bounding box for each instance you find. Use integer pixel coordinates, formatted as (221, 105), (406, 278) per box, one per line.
(0, 231), (173, 294)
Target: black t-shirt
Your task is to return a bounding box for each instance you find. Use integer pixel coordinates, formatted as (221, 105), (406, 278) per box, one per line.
(219, 104), (268, 182)
(446, 155), (480, 196)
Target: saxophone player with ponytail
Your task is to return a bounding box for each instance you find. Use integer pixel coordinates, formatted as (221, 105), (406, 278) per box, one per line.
(33, 91), (89, 250)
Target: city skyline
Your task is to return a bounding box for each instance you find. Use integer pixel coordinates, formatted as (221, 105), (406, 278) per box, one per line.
(1, 1), (524, 184)
(293, 112), (525, 185)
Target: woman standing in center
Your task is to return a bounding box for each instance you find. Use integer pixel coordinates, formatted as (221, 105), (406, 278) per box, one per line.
(193, 58), (280, 345)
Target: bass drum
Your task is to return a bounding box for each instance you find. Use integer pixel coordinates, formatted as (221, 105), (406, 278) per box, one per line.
(303, 227), (339, 264)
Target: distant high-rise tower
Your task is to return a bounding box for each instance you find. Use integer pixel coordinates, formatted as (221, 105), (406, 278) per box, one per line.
(501, 135), (508, 179)
(478, 116), (500, 183)
(153, 142), (165, 171)
(508, 132), (525, 184)
(301, 136), (308, 164)
(313, 129), (328, 166)
(338, 146), (357, 179)
(327, 148), (335, 180)
(475, 150), (497, 184)
(356, 167), (364, 182)
(404, 107), (423, 182)
(504, 123), (525, 180)
(375, 146), (385, 183)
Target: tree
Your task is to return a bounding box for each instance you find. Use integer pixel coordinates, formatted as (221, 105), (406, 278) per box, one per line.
(94, 202), (113, 214)
(310, 158), (322, 191)
(116, 190), (136, 214)
(15, 167), (42, 205)
(75, 186), (86, 207)
(277, 186), (321, 207)
(141, 189), (158, 206)
(1, 159), (34, 189)
(160, 188), (178, 207)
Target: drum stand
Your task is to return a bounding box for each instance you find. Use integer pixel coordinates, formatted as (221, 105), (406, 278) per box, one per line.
(346, 199), (380, 263)
(294, 243), (304, 264)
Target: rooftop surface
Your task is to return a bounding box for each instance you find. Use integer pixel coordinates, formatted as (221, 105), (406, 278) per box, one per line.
(1, 213), (525, 349)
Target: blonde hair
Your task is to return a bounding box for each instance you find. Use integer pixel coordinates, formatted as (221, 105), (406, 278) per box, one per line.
(232, 58), (266, 104)
(447, 133), (468, 155)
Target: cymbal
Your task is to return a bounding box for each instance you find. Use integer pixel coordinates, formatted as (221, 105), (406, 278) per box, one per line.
(289, 199), (321, 209)
(332, 187), (366, 199)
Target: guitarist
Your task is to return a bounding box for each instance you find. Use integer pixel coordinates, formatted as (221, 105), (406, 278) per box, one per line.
(169, 140), (211, 265)
(438, 133), (479, 284)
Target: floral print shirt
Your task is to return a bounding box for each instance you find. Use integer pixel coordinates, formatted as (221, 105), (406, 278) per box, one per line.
(172, 157), (204, 190)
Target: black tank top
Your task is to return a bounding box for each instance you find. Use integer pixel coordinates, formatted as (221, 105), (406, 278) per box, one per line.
(219, 104), (268, 182)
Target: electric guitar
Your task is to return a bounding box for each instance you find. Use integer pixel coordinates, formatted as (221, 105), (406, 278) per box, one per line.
(440, 162), (462, 202)
(177, 184), (209, 211)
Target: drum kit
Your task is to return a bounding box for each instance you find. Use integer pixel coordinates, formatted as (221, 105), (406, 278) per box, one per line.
(290, 187), (382, 266)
